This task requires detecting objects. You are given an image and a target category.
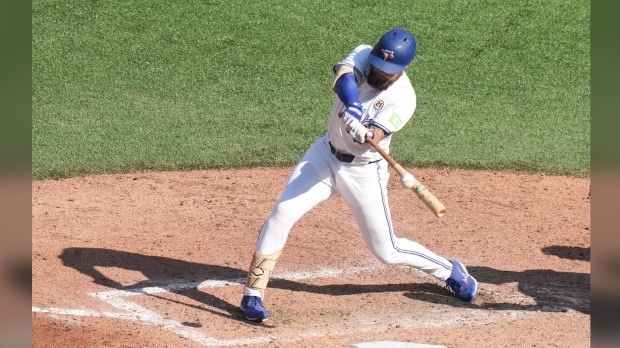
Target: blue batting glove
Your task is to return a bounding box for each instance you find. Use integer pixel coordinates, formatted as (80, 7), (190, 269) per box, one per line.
(343, 102), (363, 121)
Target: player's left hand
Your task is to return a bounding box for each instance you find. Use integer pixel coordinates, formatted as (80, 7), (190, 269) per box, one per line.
(342, 102), (363, 121)
(339, 105), (369, 143)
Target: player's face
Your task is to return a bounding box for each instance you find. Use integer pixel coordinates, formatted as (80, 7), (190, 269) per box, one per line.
(367, 66), (401, 90)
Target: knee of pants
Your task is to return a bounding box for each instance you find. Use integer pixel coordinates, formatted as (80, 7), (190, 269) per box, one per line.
(368, 245), (402, 265)
(268, 201), (303, 229)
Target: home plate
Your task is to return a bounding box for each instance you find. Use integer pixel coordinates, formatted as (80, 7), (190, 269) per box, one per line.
(351, 341), (446, 348)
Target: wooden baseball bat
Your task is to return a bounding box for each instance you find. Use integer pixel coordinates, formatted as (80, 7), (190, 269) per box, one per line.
(365, 136), (447, 217)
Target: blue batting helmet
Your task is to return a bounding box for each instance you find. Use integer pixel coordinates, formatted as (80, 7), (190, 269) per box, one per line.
(368, 28), (417, 74)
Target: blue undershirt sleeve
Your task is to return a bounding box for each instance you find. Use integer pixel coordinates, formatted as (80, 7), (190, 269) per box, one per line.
(334, 73), (361, 106)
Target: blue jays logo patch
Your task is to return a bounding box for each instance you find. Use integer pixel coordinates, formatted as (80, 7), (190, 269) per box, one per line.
(381, 49), (394, 60)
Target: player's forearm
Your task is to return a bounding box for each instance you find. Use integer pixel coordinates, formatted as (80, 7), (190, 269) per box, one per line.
(368, 126), (386, 143)
(333, 72), (360, 107)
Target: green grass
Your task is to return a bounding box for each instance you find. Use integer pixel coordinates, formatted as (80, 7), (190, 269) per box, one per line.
(32, 0), (590, 180)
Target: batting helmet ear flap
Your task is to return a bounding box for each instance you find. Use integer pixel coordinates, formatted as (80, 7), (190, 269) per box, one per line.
(368, 28), (417, 75)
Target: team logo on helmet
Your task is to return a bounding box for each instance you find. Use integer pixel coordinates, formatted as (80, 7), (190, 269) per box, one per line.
(381, 49), (394, 60)
(374, 99), (384, 110)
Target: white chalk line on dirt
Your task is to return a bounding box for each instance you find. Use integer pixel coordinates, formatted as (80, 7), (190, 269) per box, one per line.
(31, 263), (545, 347)
(90, 263), (385, 299)
(33, 263), (387, 346)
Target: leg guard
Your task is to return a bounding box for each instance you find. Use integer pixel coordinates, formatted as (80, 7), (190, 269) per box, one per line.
(245, 250), (281, 298)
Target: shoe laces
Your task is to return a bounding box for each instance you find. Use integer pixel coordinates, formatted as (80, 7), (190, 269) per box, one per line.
(245, 296), (263, 309)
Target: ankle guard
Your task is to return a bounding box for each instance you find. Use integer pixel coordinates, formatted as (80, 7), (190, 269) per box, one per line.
(246, 250), (281, 297)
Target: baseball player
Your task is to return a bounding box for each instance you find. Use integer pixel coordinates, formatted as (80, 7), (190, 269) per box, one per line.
(240, 28), (478, 322)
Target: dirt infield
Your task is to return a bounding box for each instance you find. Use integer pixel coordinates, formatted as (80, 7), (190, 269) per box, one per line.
(32, 167), (590, 347)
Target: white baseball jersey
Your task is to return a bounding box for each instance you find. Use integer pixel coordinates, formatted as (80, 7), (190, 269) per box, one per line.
(327, 44), (417, 162)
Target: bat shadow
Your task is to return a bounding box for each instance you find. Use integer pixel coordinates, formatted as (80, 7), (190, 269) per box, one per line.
(542, 245), (590, 261)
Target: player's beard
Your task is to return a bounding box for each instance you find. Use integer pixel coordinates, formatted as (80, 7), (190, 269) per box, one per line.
(367, 69), (395, 91)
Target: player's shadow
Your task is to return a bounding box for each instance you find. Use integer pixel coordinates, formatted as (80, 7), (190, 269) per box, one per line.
(406, 245), (590, 314)
(60, 246), (589, 321)
(59, 247), (250, 322)
(60, 247), (443, 322)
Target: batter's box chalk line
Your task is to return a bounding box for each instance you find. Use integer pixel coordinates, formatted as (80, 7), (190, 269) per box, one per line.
(32, 263), (524, 346)
(33, 264), (387, 346)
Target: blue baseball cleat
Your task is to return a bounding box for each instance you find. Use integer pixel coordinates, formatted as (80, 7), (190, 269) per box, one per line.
(445, 260), (478, 302)
(240, 296), (269, 322)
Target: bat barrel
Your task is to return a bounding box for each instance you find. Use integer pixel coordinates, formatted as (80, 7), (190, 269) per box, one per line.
(366, 134), (446, 218)
(413, 182), (446, 217)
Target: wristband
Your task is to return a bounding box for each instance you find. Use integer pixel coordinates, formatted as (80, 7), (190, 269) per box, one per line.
(347, 102), (363, 112)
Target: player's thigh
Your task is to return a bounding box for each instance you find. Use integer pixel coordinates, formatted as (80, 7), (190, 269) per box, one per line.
(337, 162), (393, 243)
(276, 147), (335, 216)
(336, 161), (389, 208)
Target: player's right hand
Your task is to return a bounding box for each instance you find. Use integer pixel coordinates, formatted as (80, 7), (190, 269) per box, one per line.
(346, 120), (370, 143)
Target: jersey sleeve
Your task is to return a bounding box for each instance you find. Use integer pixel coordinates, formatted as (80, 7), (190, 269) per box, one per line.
(332, 44), (372, 84)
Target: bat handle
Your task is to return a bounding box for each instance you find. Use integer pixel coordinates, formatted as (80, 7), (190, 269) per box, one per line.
(365, 136), (397, 167)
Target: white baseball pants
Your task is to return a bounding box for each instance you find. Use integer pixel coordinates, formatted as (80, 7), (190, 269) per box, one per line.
(254, 135), (453, 281)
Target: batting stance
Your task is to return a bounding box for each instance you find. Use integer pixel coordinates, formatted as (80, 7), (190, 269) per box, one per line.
(240, 28), (478, 322)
